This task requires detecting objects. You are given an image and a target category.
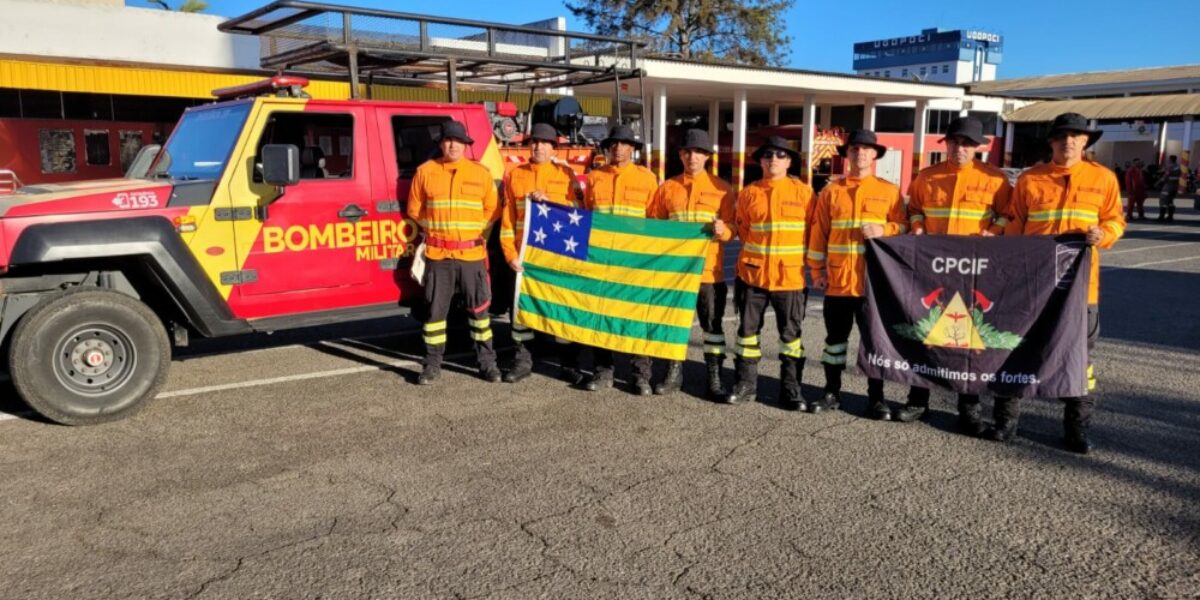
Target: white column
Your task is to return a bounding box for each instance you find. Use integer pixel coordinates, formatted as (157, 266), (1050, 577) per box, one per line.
(769, 103), (780, 126)
(1157, 120), (1169, 166)
(912, 99), (929, 179)
(654, 84), (668, 182)
(733, 90), (748, 191)
(863, 97), (877, 130)
(819, 104), (833, 129)
(959, 102), (970, 117)
(1182, 116), (1194, 168)
(708, 100), (721, 176)
(801, 94), (817, 184)
(1003, 121), (1015, 167)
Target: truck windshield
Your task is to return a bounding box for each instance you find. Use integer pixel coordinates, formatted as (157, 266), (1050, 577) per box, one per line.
(148, 102), (252, 181)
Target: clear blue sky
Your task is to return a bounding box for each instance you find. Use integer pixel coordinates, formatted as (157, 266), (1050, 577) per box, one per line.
(129, 0), (1199, 78)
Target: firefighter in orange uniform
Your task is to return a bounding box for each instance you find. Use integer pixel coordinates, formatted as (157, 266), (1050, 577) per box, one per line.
(894, 116), (1012, 433)
(727, 136), (814, 408)
(807, 130), (908, 419)
(647, 129), (736, 400)
(1004, 113), (1125, 453)
(407, 120), (502, 385)
(581, 124), (660, 395)
(499, 123), (585, 385)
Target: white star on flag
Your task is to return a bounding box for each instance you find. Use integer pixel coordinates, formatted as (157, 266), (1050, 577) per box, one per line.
(553, 221), (563, 232)
(536, 203), (551, 218)
(564, 236), (579, 254)
(568, 209), (583, 226)
(533, 228), (547, 244)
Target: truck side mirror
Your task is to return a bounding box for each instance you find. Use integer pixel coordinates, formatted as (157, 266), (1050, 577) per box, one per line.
(261, 144), (299, 187)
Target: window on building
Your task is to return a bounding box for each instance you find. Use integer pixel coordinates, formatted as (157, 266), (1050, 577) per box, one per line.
(64, 93), (114, 121)
(919, 66), (927, 76)
(391, 115), (453, 178)
(39, 129), (76, 173)
(968, 111), (1000, 136)
(929, 151), (944, 165)
(925, 110), (960, 135)
(901, 68), (909, 77)
(22, 90), (64, 119)
(256, 112), (355, 180)
(876, 106), (915, 133)
(84, 129), (111, 166)
(118, 130), (145, 172)
(0, 89), (20, 118)
(884, 70), (891, 77)
(942, 64), (950, 74)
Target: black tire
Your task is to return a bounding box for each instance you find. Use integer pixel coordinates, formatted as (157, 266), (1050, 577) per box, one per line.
(8, 289), (171, 425)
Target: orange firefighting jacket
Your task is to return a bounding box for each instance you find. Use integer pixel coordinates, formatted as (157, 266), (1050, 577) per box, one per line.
(500, 160), (580, 264)
(908, 159), (1012, 236)
(649, 171), (736, 284)
(807, 175), (906, 297)
(407, 157), (500, 262)
(584, 162), (658, 217)
(1005, 160), (1125, 305)
(733, 176), (815, 291)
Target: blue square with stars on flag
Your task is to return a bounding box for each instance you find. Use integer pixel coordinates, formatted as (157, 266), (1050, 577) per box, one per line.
(527, 200), (592, 260)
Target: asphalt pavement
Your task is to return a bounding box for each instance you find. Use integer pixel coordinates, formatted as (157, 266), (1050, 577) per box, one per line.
(1, 200), (1198, 599)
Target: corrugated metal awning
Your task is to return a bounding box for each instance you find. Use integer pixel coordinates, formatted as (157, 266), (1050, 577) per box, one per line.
(1003, 93), (1200, 122)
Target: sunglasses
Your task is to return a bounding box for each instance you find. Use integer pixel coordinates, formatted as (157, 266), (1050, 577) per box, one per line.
(760, 150), (791, 160)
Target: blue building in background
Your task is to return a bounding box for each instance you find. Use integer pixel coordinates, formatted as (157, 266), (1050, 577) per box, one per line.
(854, 28), (1003, 84)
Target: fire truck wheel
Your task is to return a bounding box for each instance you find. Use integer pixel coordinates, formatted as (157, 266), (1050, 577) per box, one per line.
(8, 289), (171, 426)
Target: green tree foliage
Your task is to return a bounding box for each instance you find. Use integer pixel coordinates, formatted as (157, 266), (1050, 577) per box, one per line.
(148, 0), (209, 13)
(565, 0), (794, 67)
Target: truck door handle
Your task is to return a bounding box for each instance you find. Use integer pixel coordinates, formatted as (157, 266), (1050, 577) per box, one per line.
(338, 203), (368, 222)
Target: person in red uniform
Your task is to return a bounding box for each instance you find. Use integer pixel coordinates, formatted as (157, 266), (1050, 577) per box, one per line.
(1124, 159), (1146, 221)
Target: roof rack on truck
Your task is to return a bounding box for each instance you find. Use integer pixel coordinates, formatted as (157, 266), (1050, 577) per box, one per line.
(219, 0), (645, 120)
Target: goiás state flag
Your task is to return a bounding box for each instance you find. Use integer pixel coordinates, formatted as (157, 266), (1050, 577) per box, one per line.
(858, 235), (1091, 398)
(514, 199), (710, 360)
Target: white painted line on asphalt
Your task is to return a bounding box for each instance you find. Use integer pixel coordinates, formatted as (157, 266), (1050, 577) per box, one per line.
(1, 349), (472, 424)
(1104, 255), (1200, 270)
(1105, 242), (1192, 256)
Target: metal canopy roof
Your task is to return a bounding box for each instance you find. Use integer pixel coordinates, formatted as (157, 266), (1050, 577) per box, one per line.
(970, 64), (1200, 95)
(219, 0), (645, 90)
(1002, 93), (1200, 123)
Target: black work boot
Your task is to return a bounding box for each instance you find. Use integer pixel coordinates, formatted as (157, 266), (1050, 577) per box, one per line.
(503, 345), (533, 383)
(956, 395), (985, 437)
(632, 377), (653, 396)
(985, 397), (1021, 442)
(726, 359), (758, 404)
(866, 378), (891, 421)
(1167, 205), (1176, 222)
(810, 364), (844, 413)
(779, 357), (806, 411)
(583, 368), (614, 392)
(417, 364), (441, 385)
(1063, 398), (1093, 454)
(704, 355), (726, 401)
(479, 364), (502, 383)
(894, 387), (931, 423)
(654, 361), (684, 395)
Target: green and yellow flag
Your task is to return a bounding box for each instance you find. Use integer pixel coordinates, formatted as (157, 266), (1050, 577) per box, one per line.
(514, 200), (710, 360)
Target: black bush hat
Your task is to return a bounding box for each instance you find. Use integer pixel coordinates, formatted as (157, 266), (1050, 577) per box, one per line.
(600, 125), (643, 150)
(528, 122), (560, 145)
(941, 116), (989, 146)
(679, 128), (713, 154)
(837, 129), (887, 158)
(1046, 112), (1102, 148)
(438, 120), (474, 145)
(751, 135), (799, 161)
